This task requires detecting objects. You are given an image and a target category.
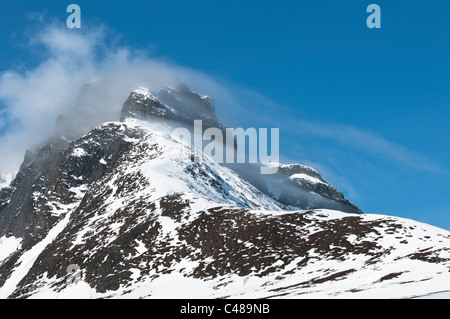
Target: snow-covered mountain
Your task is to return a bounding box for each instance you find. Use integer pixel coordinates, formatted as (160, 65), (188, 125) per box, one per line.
(0, 83), (449, 299)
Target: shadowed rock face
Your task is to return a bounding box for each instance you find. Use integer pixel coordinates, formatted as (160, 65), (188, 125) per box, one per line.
(120, 83), (222, 132)
(0, 124), (146, 288)
(0, 137), (70, 242)
(226, 162), (362, 214)
(158, 82), (215, 116)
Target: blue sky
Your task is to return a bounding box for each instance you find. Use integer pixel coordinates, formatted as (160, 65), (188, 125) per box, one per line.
(0, 1), (449, 229)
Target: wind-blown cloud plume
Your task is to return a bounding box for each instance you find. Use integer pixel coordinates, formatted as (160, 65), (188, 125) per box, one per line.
(0, 24), (235, 175)
(0, 22), (446, 188)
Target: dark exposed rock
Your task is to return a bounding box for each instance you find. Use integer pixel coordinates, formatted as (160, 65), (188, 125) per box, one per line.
(119, 83), (361, 214)
(274, 164), (362, 214)
(120, 83), (221, 132)
(0, 123), (147, 291)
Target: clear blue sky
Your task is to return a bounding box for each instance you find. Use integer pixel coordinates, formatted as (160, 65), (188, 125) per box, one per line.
(0, 1), (449, 229)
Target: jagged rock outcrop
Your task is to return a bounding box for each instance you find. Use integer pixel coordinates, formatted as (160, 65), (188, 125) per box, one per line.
(274, 163), (362, 214)
(120, 83), (222, 132)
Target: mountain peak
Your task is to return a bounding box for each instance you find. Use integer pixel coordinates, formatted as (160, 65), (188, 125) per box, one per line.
(131, 86), (152, 97)
(121, 83), (217, 128)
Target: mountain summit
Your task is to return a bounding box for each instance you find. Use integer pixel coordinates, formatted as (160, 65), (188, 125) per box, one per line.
(120, 83), (362, 214)
(0, 84), (448, 298)
(121, 82), (216, 123)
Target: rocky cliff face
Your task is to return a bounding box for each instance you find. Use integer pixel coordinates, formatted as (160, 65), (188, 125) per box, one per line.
(0, 84), (448, 299)
(273, 163), (362, 214)
(120, 83), (223, 132)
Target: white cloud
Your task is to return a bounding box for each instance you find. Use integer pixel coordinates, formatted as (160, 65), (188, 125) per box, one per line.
(34, 26), (101, 59)
(0, 24), (234, 175)
(223, 88), (449, 176)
